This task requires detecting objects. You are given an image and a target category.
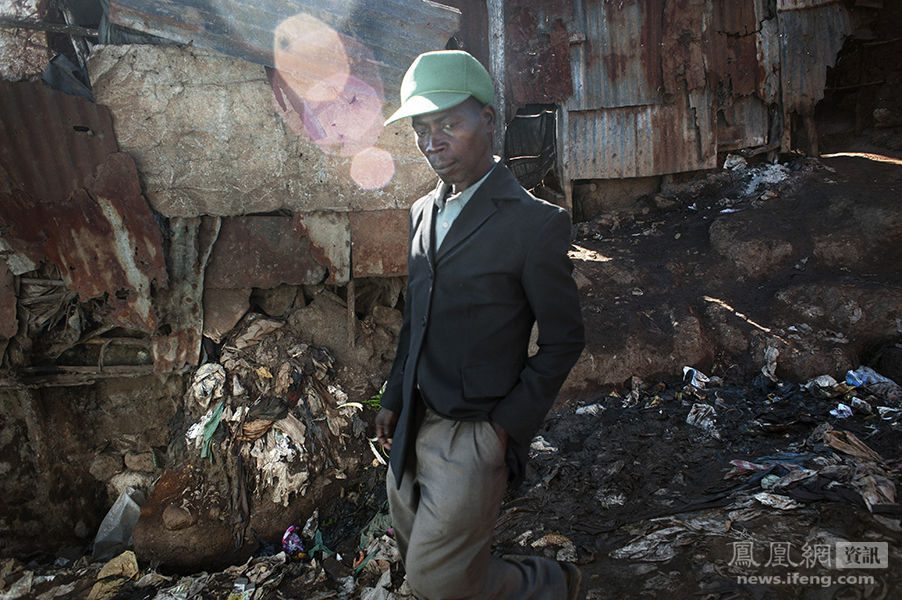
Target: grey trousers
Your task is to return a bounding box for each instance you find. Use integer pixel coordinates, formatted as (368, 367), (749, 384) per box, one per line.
(387, 408), (567, 600)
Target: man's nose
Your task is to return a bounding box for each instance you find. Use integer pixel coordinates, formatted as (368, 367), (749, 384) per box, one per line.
(423, 130), (446, 153)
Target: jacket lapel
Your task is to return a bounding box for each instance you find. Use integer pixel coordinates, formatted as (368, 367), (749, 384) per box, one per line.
(434, 167), (506, 263)
(416, 180), (447, 270)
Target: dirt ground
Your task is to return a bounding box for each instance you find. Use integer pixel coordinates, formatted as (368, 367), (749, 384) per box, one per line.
(2, 152), (901, 599)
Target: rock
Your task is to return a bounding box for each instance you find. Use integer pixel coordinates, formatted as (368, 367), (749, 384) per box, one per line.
(109, 471), (156, 501)
(203, 288), (250, 343)
(372, 306), (403, 336)
(652, 194), (679, 211)
(812, 233), (865, 267)
(289, 290), (377, 370)
(124, 451), (156, 473)
(161, 504), (196, 531)
(775, 283), (902, 334)
(90, 453), (123, 482)
(709, 216), (794, 278)
(133, 467), (236, 569)
(252, 284), (298, 318)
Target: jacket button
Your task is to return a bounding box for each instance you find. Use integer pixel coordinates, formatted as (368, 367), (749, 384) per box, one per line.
(421, 317), (427, 326)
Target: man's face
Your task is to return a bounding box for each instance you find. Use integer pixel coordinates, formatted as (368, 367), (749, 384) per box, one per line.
(411, 98), (495, 190)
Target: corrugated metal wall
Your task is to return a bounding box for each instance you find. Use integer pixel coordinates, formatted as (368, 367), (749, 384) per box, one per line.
(551, 0), (851, 183)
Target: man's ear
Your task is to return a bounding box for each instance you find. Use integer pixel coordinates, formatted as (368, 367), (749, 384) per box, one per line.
(480, 104), (496, 131)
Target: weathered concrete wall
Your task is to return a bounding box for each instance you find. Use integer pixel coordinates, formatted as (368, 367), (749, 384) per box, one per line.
(88, 44), (434, 218)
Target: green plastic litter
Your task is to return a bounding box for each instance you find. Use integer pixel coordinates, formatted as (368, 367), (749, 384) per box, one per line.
(201, 400), (226, 460)
(307, 529), (334, 558)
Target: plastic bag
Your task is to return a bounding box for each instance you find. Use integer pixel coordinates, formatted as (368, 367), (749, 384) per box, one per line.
(92, 487), (142, 561)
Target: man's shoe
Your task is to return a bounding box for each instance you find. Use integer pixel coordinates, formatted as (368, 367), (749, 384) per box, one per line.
(559, 561), (581, 600)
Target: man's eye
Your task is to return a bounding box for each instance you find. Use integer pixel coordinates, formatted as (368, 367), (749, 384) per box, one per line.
(442, 123), (456, 132)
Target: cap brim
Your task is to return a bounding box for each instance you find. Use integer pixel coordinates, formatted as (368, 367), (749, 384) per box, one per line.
(383, 91), (472, 126)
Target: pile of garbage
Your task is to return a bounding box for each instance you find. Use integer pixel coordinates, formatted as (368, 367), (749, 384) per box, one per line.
(123, 311), (382, 569)
(185, 313), (368, 507)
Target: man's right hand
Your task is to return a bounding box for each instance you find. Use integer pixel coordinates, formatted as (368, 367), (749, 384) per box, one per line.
(375, 408), (399, 451)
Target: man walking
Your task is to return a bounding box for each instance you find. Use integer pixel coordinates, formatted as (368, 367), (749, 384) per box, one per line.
(376, 50), (585, 599)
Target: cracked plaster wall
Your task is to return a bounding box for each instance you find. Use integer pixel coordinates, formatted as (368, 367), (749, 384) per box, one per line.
(87, 44), (434, 218)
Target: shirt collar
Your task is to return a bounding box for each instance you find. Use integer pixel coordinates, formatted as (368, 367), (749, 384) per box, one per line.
(434, 157), (500, 209)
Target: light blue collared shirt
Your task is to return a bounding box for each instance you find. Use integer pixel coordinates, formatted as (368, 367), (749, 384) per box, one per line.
(434, 159), (498, 251)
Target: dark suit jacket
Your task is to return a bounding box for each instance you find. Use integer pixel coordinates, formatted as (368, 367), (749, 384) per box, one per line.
(382, 163), (584, 487)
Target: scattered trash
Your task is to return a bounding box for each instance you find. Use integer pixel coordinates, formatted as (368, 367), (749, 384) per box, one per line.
(804, 375), (846, 398)
(685, 403), (719, 439)
(744, 163), (789, 195)
(530, 436), (558, 453)
(878, 406), (902, 420)
(191, 363), (226, 409)
(723, 154), (747, 171)
(530, 533), (578, 562)
(845, 365), (894, 387)
(761, 345), (779, 382)
(87, 551), (139, 600)
(226, 577), (254, 600)
(829, 403), (853, 419)
(281, 526), (305, 560)
(359, 569), (393, 600)
(849, 396), (872, 414)
(575, 403), (605, 416)
(682, 366), (709, 389)
(845, 365), (902, 406)
(823, 428), (885, 464)
(753, 492), (801, 511)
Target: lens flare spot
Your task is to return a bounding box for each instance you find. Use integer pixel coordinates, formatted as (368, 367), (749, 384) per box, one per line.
(351, 147), (395, 190)
(307, 76), (384, 157)
(273, 14), (349, 103)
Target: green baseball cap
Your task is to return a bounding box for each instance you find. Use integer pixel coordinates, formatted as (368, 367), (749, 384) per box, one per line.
(384, 50), (494, 125)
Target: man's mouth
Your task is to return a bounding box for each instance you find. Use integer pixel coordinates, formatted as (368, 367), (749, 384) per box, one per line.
(429, 158), (454, 173)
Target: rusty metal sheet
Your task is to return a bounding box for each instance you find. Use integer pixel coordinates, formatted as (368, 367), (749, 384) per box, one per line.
(55, 153), (167, 332)
(294, 212), (351, 284)
(152, 216), (219, 373)
(710, 1), (762, 99)
(0, 261), (15, 339)
(440, 0), (490, 69)
(778, 1), (851, 115)
(0, 81), (166, 332)
(108, 0), (460, 95)
(756, 14), (782, 104)
(562, 0), (715, 179)
(661, 0), (709, 95)
(350, 210), (409, 278)
(718, 95), (770, 151)
(504, 1), (573, 108)
(0, 81), (118, 209)
(568, 0), (664, 110)
(0, 153), (166, 333)
(204, 216), (328, 289)
(564, 102), (717, 180)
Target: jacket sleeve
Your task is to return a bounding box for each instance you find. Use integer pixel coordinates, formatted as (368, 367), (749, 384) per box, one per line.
(489, 208), (585, 446)
(379, 210), (415, 414)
